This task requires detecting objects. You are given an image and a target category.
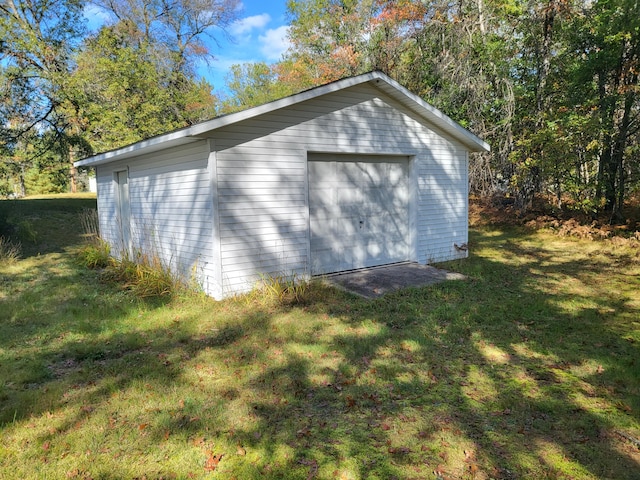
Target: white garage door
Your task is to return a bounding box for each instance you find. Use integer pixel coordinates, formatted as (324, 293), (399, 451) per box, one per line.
(309, 153), (410, 275)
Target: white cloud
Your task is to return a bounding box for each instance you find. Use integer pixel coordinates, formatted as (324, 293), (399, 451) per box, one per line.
(229, 14), (271, 36)
(83, 4), (112, 30)
(259, 25), (291, 61)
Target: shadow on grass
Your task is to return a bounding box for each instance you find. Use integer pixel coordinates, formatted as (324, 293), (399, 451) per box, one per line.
(211, 228), (639, 478)
(1, 226), (639, 478)
(0, 197), (97, 257)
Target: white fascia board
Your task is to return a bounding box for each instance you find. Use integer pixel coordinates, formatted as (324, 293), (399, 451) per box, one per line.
(74, 135), (200, 167)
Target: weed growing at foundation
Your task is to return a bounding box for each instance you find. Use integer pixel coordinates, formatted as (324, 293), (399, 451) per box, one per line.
(254, 272), (310, 304)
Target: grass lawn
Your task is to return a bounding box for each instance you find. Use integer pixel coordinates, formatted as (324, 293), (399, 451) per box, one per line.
(0, 195), (639, 479)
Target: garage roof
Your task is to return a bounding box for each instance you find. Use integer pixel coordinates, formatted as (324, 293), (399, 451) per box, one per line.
(75, 71), (490, 168)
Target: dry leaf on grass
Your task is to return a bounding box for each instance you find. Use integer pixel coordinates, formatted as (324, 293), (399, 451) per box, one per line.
(204, 451), (223, 472)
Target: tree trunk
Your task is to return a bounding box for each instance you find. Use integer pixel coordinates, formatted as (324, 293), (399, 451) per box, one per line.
(599, 133), (617, 211)
(69, 147), (77, 193)
(536, 1), (555, 116)
(595, 64), (620, 213)
(18, 164), (26, 197)
(609, 88), (636, 221)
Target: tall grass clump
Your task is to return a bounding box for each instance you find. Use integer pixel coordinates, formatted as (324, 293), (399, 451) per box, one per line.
(77, 240), (111, 269)
(0, 236), (21, 264)
(15, 219), (37, 243)
(103, 253), (180, 298)
(77, 207), (111, 269)
(0, 210), (36, 244)
(80, 248), (184, 298)
(253, 272), (310, 304)
(76, 208), (182, 297)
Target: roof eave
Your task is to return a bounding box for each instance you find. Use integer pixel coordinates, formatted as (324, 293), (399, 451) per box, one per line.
(74, 135), (201, 167)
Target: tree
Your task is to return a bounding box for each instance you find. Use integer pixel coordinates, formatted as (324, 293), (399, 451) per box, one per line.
(0, 0), (85, 140)
(91, 0), (240, 131)
(285, 0), (380, 84)
(222, 62), (302, 113)
(578, 0), (640, 218)
(511, 0), (640, 217)
(0, 0), (86, 193)
(66, 23), (218, 153)
(93, 0), (240, 100)
(508, 0), (577, 208)
(1, 0), (239, 195)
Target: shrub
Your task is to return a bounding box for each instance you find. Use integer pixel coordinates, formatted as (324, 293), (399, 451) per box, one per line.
(16, 220), (37, 243)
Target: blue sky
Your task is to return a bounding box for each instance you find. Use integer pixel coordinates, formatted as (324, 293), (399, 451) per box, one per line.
(83, 0), (291, 94)
(200, 1), (291, 93)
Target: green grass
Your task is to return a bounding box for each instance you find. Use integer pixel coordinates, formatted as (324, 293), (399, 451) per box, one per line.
(0, 193), (97, 257)
(0, 195), (639, 479)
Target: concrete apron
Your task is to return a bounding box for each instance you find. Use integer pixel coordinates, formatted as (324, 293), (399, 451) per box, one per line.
(319, 262), (466, 299)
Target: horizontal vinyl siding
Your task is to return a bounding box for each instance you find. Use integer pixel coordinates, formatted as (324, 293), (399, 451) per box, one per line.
(416, 146), (468, 263)
(98, 141), (215, 290)
(212, 83), (469, 295)
(130, 142), (212, 285)
(216, 152), (308, 294)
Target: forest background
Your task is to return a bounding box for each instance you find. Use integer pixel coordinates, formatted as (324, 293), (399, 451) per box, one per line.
(1, 0), (639, 221)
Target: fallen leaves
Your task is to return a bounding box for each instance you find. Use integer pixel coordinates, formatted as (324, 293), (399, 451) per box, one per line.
(433, 464), (450, 479)
(204, 451), (223, 472)
(387, 445), (412, 455)
(345, 395), (356, 408)
(464, 449), (480, 478)
(65, 469), (89, 479)
(192, 436), (205, 447)
(298, 458), (319, 479)
(615, 401), (633, 413)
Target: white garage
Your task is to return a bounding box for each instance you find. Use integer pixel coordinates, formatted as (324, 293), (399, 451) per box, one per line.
(75, 71), (489, 299)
